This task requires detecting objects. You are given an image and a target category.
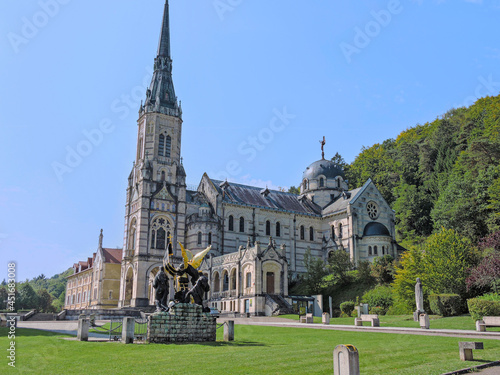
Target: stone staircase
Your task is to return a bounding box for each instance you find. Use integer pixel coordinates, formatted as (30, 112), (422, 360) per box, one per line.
(265, 294), (295, 316)
(25, 312), (55, 321)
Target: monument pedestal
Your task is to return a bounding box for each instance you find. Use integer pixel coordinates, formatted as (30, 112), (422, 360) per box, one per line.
(147, 303), (216, 344)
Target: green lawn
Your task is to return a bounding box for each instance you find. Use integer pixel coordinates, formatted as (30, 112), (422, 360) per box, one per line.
(2, 326), (500, 374)
(278, 314), (500, 331)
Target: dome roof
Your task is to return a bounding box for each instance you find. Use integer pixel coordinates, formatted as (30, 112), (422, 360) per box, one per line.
(302, 159), (345, 181)
(363, 222), (390, 237)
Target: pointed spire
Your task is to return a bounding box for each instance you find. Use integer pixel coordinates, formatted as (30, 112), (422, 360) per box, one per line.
(157, 1), (171, 58)
(98, 229), (103, 250)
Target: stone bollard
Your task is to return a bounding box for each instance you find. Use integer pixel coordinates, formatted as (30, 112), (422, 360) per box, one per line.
(419, 314), (429, 329)
(333, 344), (360, 375)
(77, 318), (90, 341)
(323, 312), (331, 325)
(122, 317), (135, 344)
(459, 342), (484, 361)
(224, 320), (235, 341)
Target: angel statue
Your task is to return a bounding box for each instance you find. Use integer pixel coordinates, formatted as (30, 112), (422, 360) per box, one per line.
(164, 242), (211, 303)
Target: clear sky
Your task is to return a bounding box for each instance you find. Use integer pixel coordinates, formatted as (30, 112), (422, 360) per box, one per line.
(1, 0), (499, 281)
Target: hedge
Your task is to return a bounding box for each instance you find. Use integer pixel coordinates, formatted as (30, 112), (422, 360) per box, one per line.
(429, 294), (462, 317)
(467, 298), (500, 320)
(340, 301), (355, 316)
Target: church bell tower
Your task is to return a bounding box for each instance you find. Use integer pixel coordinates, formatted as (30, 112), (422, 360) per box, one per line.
(119, 0), (187, 308)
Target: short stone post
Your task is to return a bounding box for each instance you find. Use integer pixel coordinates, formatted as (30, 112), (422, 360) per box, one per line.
(333, 344), (360, 375)
(476, 320), (486, 332)
(419, 314), (429, 329)
(77, 318), (90, 341)
(224, 320), (234, 341)
(459, 342), (484, 361)
(322, 312), (330, 325)
(122, 317), (135, 344)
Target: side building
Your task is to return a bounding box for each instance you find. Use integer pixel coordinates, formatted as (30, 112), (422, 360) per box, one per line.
(65, 231), (122, 310)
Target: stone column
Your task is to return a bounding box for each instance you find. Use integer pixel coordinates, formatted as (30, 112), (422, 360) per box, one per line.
(122, 317), (135, 344)
(224, 320), (234, 341)
(77, 318), (90, 341)
(333, 345), (360, 375)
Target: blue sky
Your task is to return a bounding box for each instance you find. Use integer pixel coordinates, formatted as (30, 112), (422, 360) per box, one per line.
(1, 0), (499, 281)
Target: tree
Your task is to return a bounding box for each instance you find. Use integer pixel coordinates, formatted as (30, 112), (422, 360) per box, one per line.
(466, 253), (500, 294)
(288, 186), (300, 195)
(302, 249), (328, 294)
(392, 246), (426, 313)
(18, 283), (39, 310)
(37, 289), (55, 313)
(0, 287), (8, 310)
(371, 255), (395, 284)
(423, 228), (479, 299)
(327, 249), (353, 284)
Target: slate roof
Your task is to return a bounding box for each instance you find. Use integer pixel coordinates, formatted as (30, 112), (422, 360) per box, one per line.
(209, 179), (322, 216)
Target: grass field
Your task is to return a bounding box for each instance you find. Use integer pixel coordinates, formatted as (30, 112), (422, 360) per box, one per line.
(2, 325), (500, 374)
(278, 314), (500, 331)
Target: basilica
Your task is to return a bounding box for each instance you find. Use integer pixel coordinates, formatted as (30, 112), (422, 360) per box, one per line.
(66, 1), (401, 316)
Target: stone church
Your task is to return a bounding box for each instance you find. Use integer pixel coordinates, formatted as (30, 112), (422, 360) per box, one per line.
(67, 1), (401, 316)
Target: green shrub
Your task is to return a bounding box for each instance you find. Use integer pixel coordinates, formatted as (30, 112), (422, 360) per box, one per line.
(369, 306), (386, 315)
(386, 303), (413, 315)
(429, 294), (462, 317)
(467, 298), (500, 320)
(476, 293), (500, 301)
(362, 285), (393, 312)
(340, 301), (355, 316)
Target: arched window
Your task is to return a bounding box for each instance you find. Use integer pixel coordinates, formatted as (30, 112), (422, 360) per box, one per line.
(276, 222), (281, 237)
(331, 226), (335, 240)
(239, 217), (245, 233)
(223, 271), (229, 291)
(213, 272), (220, 293)
(339, 223), (343, 239)
(129, 221), (136, 250)
(368, 246), (372, 255)
(300, 225), (305, 240)
(337, 178), (341, 188)
(208, 232), (212, 245)
(309, 227), (314, 241)
(165, 135), (171, 158)
(374, 246), (378, 255)
(266, 220), (271, 236)
(158, 134), (165, 157)
(151, 217), (171, 249)
(137, 137), (143, 160)
(382, 246), (385, 255)
(319, 177), (324, 187)
(303, 179), (308, 191)
(246, 272), (252, 288)
(161, 170), (166, 181)
(197, 232), (202, 245)
(228, 215), (234, 231)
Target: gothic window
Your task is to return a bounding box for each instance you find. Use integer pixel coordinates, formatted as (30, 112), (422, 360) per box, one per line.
(337, 178), (341, 188)
(223, 271), (229, 291)
(161, 171), (166, 181)
(382, 246), (385, 255)
(213, 272), (220, 293)
(208, 232), (212, 245)
(239, 217), (245, 233)
(228, 215), (234, 231)
(309, 227), (314, 241)
(158, 134), (165, 157)
(266, 220), (271, 236)
(137, 137), (143, 160)
(197, 232), (202, 245)
(276, 222), (281, 237)
(339, 223), (343, 239)
(151, 217), (171, 249)
(319, 177), (324, 188)
(300, 225), (305, 240)
(165, 135), (171, 158)
(246, 272), (252, 288)
(129, 221), (136, 250)
(367, 201), (379, 220)
(331, 226), (335, 240)
(374, 246), (378, 255)
(368, 246), (372, 255)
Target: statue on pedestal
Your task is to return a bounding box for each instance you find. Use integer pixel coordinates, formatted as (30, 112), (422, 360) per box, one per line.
(414, 277), (425, 321)
(152, 267), (170, 312)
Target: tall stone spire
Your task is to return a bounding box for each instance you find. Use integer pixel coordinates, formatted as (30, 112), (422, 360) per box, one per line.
(141, 0), (181, 118)
(157, 0), (171, 58)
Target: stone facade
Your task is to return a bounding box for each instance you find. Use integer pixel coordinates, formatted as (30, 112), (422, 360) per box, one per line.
(147, 303), (216, 343)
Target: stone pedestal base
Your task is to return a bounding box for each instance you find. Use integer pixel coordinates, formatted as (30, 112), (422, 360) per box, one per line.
(147, 303), (216, 344)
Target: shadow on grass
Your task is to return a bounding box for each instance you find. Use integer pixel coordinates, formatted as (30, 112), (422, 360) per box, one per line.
(0, 328), (73, 338)
(149, 340), (266, 347)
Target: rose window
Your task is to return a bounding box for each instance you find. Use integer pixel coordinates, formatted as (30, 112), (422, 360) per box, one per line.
(367, 202), (379, 220)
